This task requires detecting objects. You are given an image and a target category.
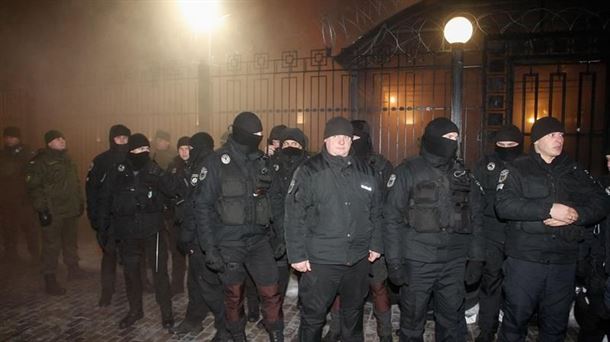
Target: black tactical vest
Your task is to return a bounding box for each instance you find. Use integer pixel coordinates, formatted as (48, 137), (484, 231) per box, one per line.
(405, 157), (472, 234)
(217, 151), (272, 226)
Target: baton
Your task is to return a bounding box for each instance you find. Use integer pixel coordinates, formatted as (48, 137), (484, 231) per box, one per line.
(155, 232), (159, 273)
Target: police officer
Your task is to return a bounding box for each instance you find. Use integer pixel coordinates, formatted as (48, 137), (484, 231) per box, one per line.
(195, 112), (283, 341)
(268, 127), (309, 298)
(472, 124), (524, 341)
(26, 130), (86, 296)
(285, 116), (383, 341)
(98, 133), (174, 329)
(323, 120), (393, 342)
(0, 126), (38, 263)
(384, 117), (484, 341)
(172, 132), (229, 340)
(495, 117), (610, 341)
(86, 124), (131, 306)
(165, 136), (190, 295)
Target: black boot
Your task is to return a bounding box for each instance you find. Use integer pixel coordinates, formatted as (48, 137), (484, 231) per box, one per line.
(119, 310), (144, 329)
(44, 274), (66, 296)
(172, 319), (203, 336)
(231, 332), (247, 342)
(161, 307), (174, 329)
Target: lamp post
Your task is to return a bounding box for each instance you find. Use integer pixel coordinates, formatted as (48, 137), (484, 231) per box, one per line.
(443, 16), (473, 153)
(177, 0), (227, 130)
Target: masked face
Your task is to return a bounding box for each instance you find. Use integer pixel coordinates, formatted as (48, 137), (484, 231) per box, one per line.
(422, 133), (458, 159)
(232, 126), (263, 151)
(128, 146), (150, 170)
(495, 141), (522, 161)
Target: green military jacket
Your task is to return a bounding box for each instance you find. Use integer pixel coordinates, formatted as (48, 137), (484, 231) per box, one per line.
(25, 148), (83, 219)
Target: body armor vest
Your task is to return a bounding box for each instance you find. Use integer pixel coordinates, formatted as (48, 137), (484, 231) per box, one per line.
(217, 152), (272, 226)
(405, 157), (472, 233)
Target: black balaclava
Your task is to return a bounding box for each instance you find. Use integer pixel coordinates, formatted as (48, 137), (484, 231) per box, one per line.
(351, 120), (373, 157)
(109, 124), (131, 152)
(127, 133), (150, 171)
(494, 124), (523, 161)
(231, 111), (263, 152)
(190, 132), (214, 161)
(421, 118), (459, 166)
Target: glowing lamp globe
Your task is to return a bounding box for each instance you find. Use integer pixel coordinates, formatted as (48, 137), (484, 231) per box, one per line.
(443, 17), (473, 44)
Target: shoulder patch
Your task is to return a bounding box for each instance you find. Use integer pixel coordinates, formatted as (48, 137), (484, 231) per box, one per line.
(88, 162), (94, 172)
(171, 167), (177, 174)
(117, 164), (125, 172)
(605, 186), (610, 196)
(387, 174), (396, 188)
(498, 169), (509, 183)
(486, 162), (495, 171)
(273, 164), (280, 172)
(221, 154), (231, 165)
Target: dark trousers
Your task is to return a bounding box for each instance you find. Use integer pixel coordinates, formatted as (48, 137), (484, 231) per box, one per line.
(398, 257), (467, 342)
(0, 204), (39, 260)
(184, 248), (226, 331)
(167, 221), (186, 291)
(245, 272), (260, 316)
(298, 257), (370, 342)
(100, 240), (117, 295)
(477, 239), (505, 334)
(218, 238), (282, 333)
(40, 216), (79, 275)
(499, 257), (576, 342)
(119, 232), (172, 319)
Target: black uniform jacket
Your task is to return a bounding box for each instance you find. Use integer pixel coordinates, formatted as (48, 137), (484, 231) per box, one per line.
(495, 151), (610, 264)
(284, 148), (384, 266)
(473, 153), (513, 243)
(98, 159), (173, 240)
(86, 148), (127, 231)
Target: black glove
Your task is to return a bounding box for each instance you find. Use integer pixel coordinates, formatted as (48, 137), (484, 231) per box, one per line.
(465, 260), (484, 286)
(388, 263), (407, 286)
(38, 209), (52, 227)
(205, 248), (225, 272)
(273, 241), (286, 260)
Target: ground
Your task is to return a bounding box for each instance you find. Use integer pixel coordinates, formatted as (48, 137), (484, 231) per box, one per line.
(0, 225), (580, 341)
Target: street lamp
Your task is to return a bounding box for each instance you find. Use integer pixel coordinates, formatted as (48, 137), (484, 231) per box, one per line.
(177, 0), (227, 130)
(443, 16), (473, 156)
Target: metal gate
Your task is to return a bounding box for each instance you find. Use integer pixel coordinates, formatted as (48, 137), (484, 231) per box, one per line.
(511, 62), (607, 173)
(209, 50), (474, 165)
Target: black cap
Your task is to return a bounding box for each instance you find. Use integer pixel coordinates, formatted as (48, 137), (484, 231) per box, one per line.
(128, 133), (150, 151)
(281, 127), (307, 148)
(3, 126), (20, 138)
(177, 136), (190, 149)
(495, 124), (523, 144)
(530, 117), (564, 143)
(324, 117), (353, 139)
(424, 117), (458, 138)
(268, 125), (287, 143)
(190, 132), (214, 151)
(154, 130), (171, 141)
(233, 111), (263, 134)
(44, 130), (64, 144)
(110, 124), (131, 139)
